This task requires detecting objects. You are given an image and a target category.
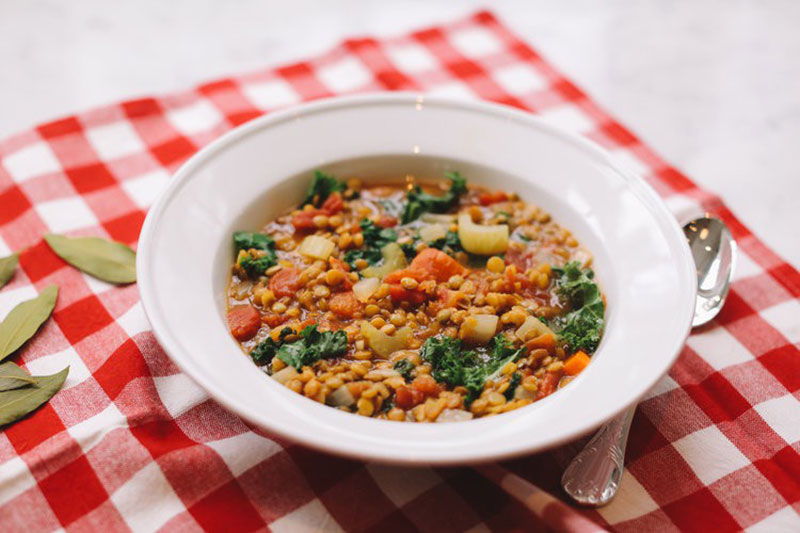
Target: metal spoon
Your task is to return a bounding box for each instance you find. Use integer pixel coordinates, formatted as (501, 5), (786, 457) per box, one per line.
(560, 216), (737, 506)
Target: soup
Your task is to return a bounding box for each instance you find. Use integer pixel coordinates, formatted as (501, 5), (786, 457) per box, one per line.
(226, 170), (604, 422)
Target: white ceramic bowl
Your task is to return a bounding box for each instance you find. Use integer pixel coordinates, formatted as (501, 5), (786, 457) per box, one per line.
(138, 93), (696, 465)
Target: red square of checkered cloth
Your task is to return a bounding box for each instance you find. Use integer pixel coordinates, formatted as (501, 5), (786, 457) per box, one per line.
(1, 10), (799, 533)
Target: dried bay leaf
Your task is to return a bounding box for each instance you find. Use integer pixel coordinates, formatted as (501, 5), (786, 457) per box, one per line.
(0, 253), (18, 289)
(0, 285), (58, 361)
(0, 366), (68, 427)
(0, 361), (36, 391)
(45, 234), (136, 284)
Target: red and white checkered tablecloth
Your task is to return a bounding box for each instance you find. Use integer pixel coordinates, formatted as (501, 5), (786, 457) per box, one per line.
(0, 10), (798, 532)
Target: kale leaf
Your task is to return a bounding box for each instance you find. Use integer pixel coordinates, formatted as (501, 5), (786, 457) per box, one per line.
(302, 170), (346, 207)
(551, 261), (605, 353)
(250, 338), (280, 365)
(429, 230), (463, 257)
(421, 336), (471, 387)
(249, 327), (294, 365)
(239, 254), (276, 279)
(234, 231), (275, 252)
(393, 359), (415, 381)
(400, 171), (468, 224)
(420, 333), (523, 405)
(360, 219), (398, 248)
(234, 231), (277, 278)
(504, 372), (522, 401)
(400, 242), (418, 260)
(274, 325), (348, 370)
(343, 248), (383, 269)
(343, 219), (399, 268)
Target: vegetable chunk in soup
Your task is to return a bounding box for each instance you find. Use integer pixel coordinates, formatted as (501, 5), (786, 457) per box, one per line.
(226, 170), (604, 422)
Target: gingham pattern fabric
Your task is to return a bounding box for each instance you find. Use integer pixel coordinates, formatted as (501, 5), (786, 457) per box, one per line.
(0, 10), (798, 532)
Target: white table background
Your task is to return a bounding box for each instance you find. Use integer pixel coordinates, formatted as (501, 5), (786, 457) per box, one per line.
(1, 0), (797, 267)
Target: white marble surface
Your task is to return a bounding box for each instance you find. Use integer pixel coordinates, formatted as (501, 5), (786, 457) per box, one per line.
(1, 0), (798, 267)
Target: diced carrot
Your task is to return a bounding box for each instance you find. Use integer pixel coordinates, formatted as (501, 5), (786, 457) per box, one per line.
(375, 215), (398, 228)
(525, 333), (556, 352)
(408, 248), (467, 282)
(269, 267), (302, 299)
(328, 291), (361, 318)
(227, 305), (261, 341)
(564, 351), (591, 376)
(384, 249), (467, 286)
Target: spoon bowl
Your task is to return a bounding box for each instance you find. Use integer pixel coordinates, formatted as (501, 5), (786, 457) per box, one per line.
(684, 218), (737, 327)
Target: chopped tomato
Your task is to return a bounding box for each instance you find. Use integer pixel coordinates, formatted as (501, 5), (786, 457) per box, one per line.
(320, 192), (344, 214)
(339, 276), (354, 291)
(474, 276), (491, 295)
(329, 291), (361, 318)
(296, 318), (315, 331)
(383, 269), (421, 285)
(227, 305), (261, 341)
(478, 191), (509, 206)
(291, 212), (317, 230)
(538, 372), (560, 398)
(262, 314), (289, 328)
(326, 257), (353, 291)
(411, 374), (441, 397)
(388, 284), (427, 304)
(395, 386), (425, 410)
(492, 267), (532, 295)
(291, 194), (344, 231)
(505, 245), (534, 272)
(429, 287), (466, 313)
(269, 267), (302, 299)
(525, 333), (556, 353)
(375, 215), (398, 228)
(329, 257), (350, 272)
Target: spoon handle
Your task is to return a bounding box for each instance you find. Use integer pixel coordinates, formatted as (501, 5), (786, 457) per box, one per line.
(561, 407), (635, 506)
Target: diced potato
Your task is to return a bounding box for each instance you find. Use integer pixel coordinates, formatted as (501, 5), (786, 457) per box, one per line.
(436, 409), (474, 422)
(362, 243), (408, 279)
(459, 314), (498, 344)
(514, 386), (536, 401)
(353, 277), (380, 302)
(361, 322), (413, 357)
(457, 214), (508, 255)
(515, 315), (556, 341)
(328, 386), (355, 407)
(272, 366), (298, 385)
(419, 223), (448, 243)
(298, 235), (335, 260)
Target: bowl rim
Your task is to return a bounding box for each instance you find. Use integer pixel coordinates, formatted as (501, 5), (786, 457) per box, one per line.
(137, 92), (696, 465)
